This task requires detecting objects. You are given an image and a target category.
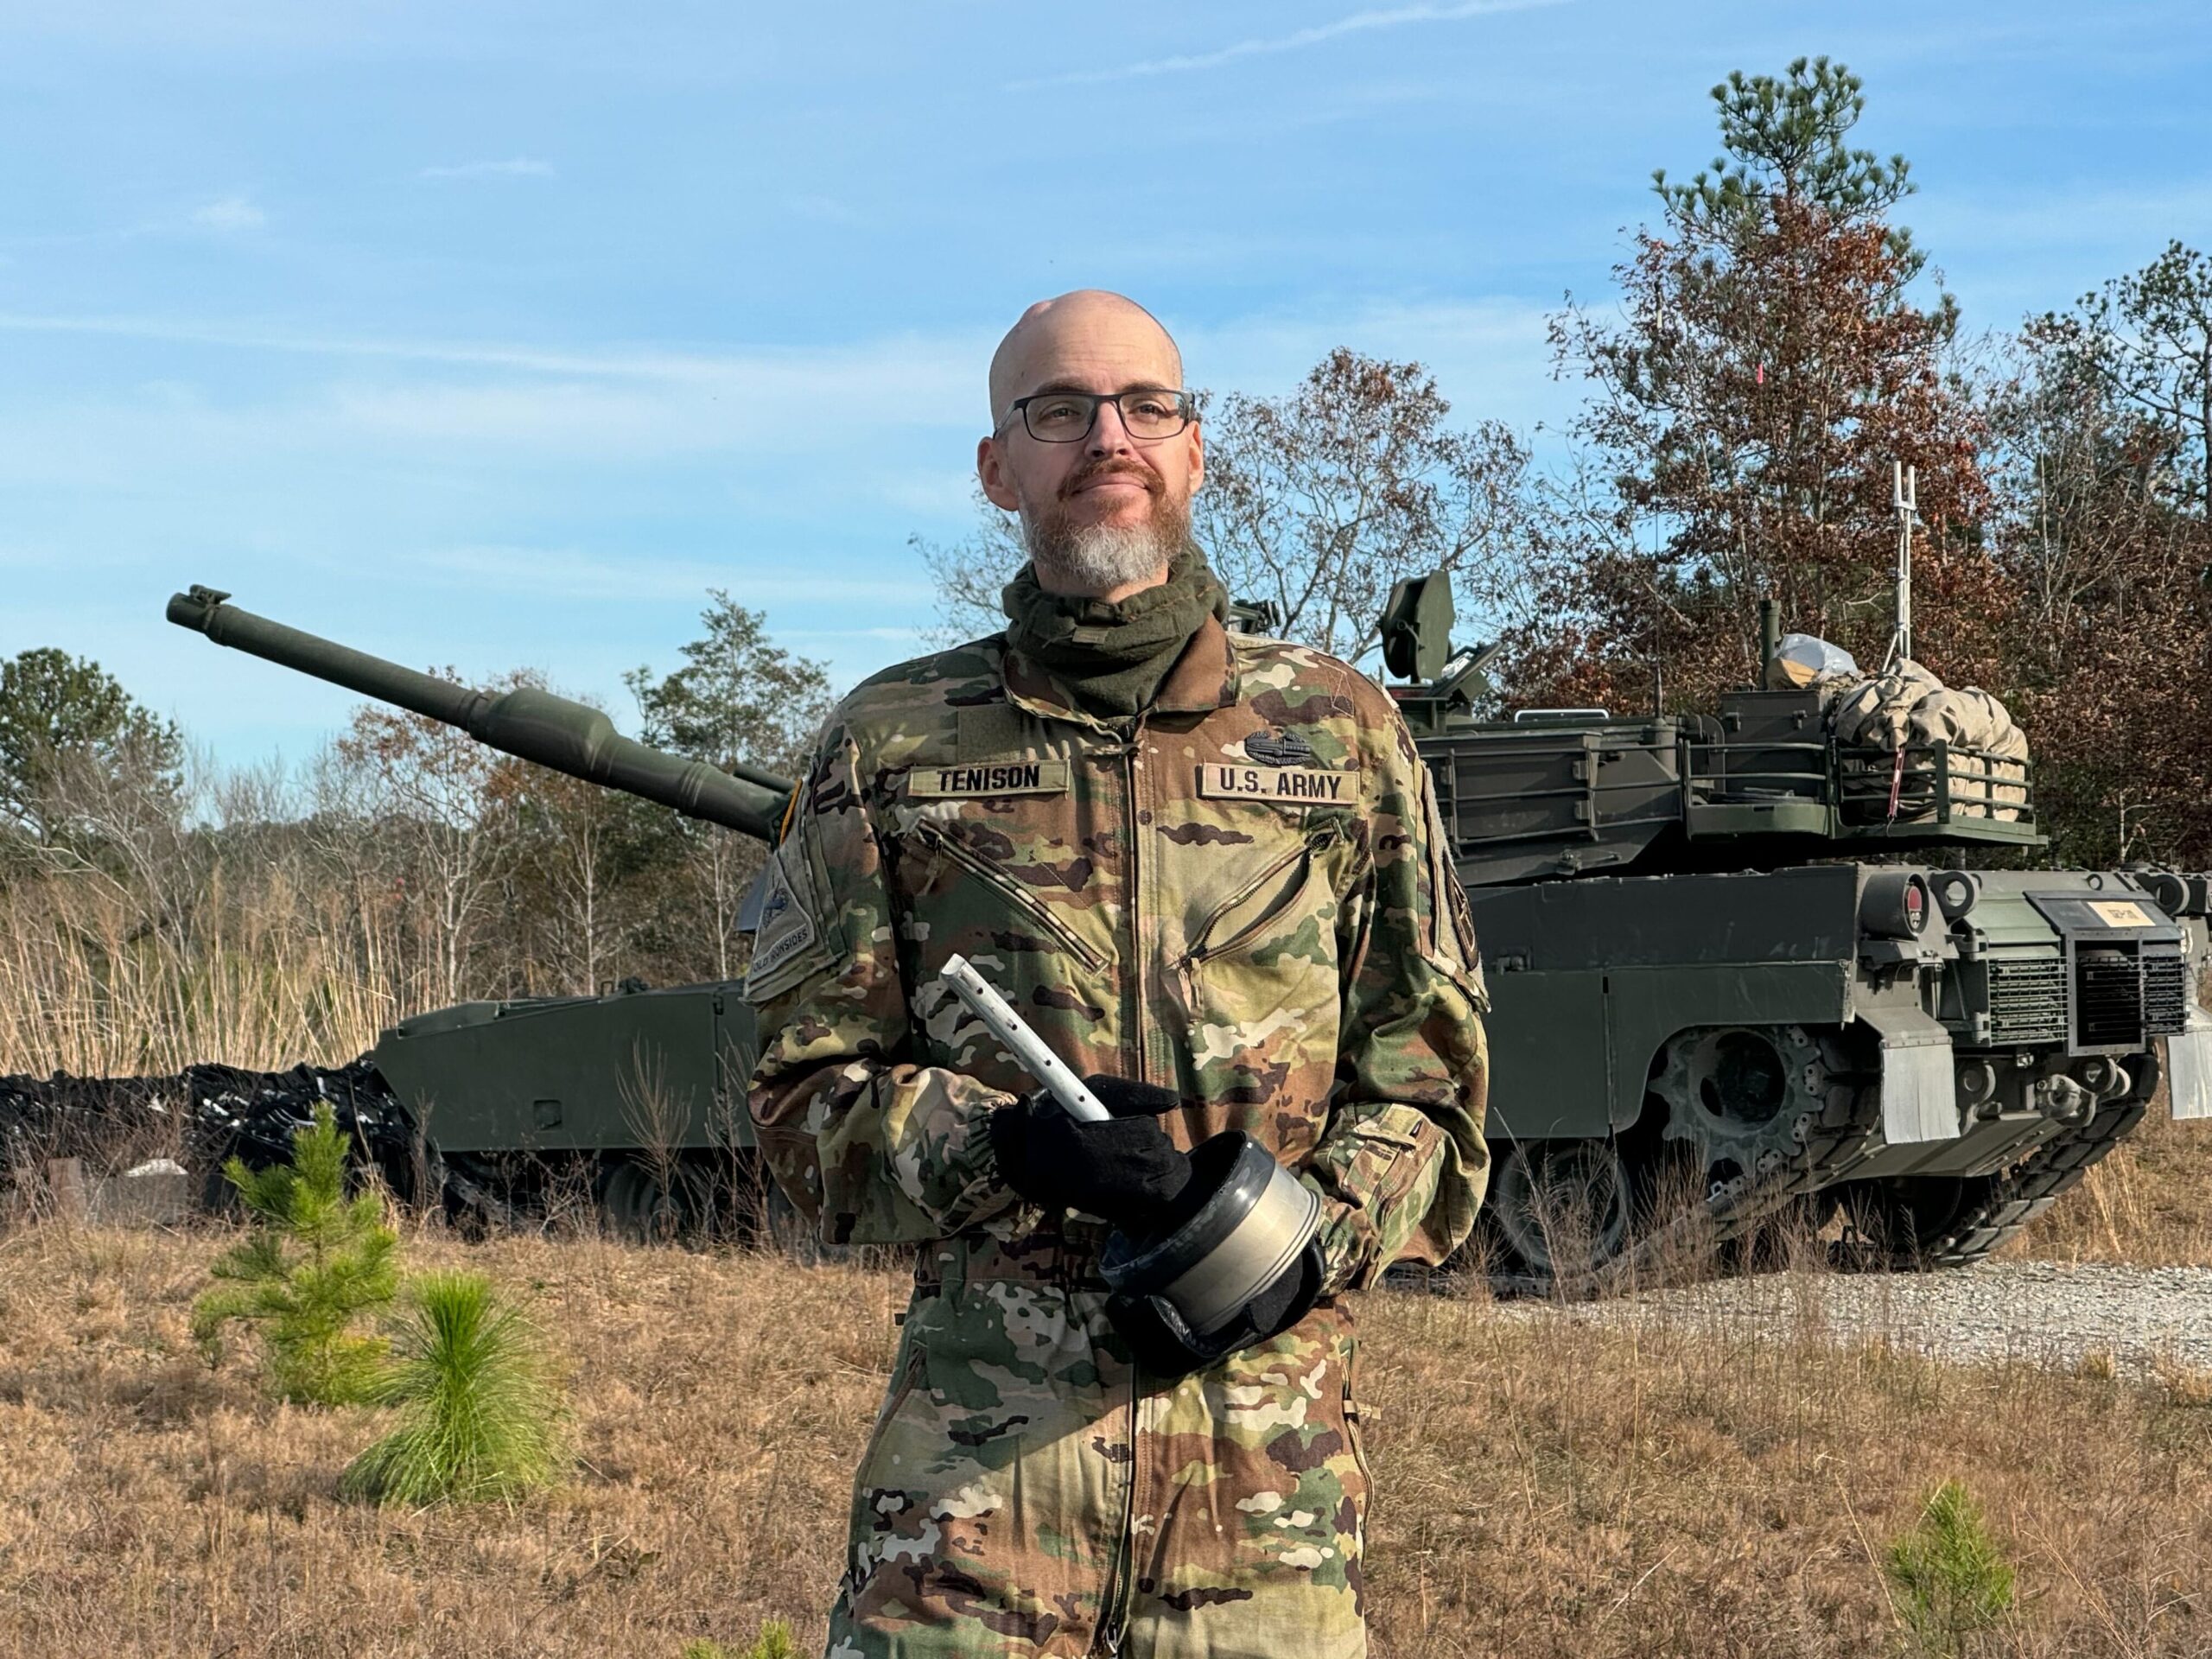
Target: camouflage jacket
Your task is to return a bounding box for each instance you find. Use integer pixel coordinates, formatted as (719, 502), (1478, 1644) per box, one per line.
(744, 612), (1489, 1292)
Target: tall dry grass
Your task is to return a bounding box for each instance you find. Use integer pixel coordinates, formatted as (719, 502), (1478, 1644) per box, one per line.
(0, 860), (407, 1077)
(3, 1220), (2212, 1656)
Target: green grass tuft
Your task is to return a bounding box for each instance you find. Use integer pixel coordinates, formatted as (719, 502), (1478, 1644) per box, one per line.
(190, 1099), (398, 1405)
(1885, 1478), (2016, 1656)
(680, 1624), (798, 1659)
(340, 1269), (567, 1506)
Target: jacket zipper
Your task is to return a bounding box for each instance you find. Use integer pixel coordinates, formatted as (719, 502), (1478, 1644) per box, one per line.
(1093, 1355), (1141, 1655)
(1124, 733), (1154, 1084)
(1094, 730), (1147, 1656)
(911, 818), (1105, 971)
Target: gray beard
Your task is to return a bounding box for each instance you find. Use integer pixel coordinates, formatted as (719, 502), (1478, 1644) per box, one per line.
(1021, 511), (1181, 595)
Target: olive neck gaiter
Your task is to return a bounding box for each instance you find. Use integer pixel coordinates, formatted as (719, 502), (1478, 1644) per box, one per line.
(1001, 544), (1230, 717)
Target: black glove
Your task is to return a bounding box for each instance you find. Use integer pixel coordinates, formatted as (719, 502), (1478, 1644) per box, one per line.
(1108, 1236), (1326, 1379)
(990, 1091), (1192, 1231)
(1082, 1075), (1183, 1120)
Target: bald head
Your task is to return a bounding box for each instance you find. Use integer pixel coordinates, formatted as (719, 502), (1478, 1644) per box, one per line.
(988, 289), (1183, 427)
(976, 287), (1203, 601)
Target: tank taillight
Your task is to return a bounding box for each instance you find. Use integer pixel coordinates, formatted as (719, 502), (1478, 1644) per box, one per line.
(1860, 871), (1934, 940)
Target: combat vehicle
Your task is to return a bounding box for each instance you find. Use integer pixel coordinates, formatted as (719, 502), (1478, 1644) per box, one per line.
(166, 586), (792, 1239)
(168, 583), (2212, 1285)
(1376, 574), (2212, 1283)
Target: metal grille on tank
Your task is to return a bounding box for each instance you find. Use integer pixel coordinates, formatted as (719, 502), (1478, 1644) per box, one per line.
(2143, 949), (2189, 1034)
(2075, 946), (2144, 1047)
(1986, 954), (2067, 1044)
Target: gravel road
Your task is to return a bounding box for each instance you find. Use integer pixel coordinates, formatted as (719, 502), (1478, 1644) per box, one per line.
(1498, 1260), (2212, 1374)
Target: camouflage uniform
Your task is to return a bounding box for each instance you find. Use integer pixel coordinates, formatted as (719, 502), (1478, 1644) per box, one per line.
(747, 610), (1488, 1657)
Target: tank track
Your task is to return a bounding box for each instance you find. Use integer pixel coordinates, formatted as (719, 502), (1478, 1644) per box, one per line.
(1478, 1109), (1884, 1299)
(1849, 1091), (2151, 1271)
(1474, 1027), (1885, 1298)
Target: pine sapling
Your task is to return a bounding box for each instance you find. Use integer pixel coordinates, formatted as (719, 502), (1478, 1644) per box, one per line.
(1885, 1478), (2017, 1657)
(681, 1625), (798, 1659)
(340, 1269), (567, 1506)
(191, 1099), (398, 1405)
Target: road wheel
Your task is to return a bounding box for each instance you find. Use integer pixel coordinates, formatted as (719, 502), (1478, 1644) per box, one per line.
(1488, 1138), (1632, 1284)
(598, 1158), (686, 1242)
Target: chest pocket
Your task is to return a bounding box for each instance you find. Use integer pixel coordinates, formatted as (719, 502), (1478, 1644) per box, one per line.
(1173, 822), (1348, 1065)
(1181, 822), (1345, 975)
(895, 814), (1107, 974)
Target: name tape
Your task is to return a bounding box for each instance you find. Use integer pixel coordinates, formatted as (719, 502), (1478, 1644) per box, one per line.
(1197, 763), (1358, 805)
(908, 760), (1071, 798)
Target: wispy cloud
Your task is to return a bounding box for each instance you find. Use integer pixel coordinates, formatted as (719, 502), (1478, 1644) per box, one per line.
(419, 157), (556, 181)
(0, 309), (983, 395)
(190, 195), (265, 231)
(788, 194), (861, 226)
(1008, 0), (1564, 89)
(404, 545), (935, 606)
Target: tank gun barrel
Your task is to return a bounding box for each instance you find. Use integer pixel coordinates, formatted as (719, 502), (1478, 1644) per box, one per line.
(166, 585), (792, 842)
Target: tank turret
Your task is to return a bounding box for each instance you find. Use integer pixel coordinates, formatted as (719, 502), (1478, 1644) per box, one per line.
(166, 585), (793, 841)
(167, 585), (802, 1239)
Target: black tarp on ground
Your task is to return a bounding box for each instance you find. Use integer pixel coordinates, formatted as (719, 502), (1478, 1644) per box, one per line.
(0, 1059), (421, 1211)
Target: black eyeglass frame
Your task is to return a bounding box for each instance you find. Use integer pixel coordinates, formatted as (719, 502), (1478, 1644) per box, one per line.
(995, 388), (1198, 443)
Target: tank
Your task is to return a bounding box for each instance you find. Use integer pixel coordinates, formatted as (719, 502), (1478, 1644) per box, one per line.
(1376, 575), (2212, 1285)
(170, 582), (2212, 1281)
(166, 586), (797, 1237)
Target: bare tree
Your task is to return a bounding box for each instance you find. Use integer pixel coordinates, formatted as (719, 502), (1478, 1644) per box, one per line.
(331, 679), (515, 1007)
(1199, 351), (1538, 665)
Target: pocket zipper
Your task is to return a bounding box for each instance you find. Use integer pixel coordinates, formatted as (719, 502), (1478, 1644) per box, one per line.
(1179, 823), (1342, 981)
(912, 818), (1106, 972)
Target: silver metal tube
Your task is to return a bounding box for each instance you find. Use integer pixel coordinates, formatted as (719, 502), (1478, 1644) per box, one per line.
(938, 955), (1109, 1123)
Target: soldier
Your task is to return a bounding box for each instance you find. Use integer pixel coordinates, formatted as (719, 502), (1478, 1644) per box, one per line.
(747, 289), (1488, 1658)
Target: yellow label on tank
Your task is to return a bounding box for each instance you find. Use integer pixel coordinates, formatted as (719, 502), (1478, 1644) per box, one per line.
(2088, 899), (2156, 927)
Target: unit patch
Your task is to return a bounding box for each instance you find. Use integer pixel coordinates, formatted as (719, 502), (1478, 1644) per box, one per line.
(1244, 726), (1318, 768)
(742, 847), (822, 1002)
(907, 760), (1071, 798)
(1198, 763), (1359, 804)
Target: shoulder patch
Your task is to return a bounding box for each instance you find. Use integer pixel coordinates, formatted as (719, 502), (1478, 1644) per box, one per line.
(742, 846), (828, 1003)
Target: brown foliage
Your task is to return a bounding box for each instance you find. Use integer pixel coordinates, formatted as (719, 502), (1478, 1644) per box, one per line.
(1522, 192), (1997, 713)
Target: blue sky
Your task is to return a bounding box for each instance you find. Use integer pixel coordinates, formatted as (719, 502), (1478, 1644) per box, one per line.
(3, 0), (2207, 769)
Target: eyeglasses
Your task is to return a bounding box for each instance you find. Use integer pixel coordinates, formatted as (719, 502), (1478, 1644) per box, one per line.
(999, 388), (1197, 443)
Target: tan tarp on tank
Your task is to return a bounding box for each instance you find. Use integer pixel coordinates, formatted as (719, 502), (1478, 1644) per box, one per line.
(1828, 658), (2029, 823)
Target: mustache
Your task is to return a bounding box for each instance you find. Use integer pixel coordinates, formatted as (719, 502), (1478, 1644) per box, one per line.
(1060, 457), (1163, 501)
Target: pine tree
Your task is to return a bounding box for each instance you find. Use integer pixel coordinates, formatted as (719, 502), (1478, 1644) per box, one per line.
(191, 1101), (400, 1406)
(340, 1270), (566, 1506)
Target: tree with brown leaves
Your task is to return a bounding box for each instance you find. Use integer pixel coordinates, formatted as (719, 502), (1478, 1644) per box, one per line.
(1521, 57), (1997, 711)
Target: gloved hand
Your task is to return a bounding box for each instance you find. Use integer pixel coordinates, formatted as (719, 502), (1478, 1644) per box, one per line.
(1082, 1075), (1183, 1121)
(1108, 1235), (1326, 1379)
(989, 1076), (1192, 1231)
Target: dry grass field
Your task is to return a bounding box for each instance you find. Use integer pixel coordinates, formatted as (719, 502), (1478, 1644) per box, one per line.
(4, 1213), (2212, 1658)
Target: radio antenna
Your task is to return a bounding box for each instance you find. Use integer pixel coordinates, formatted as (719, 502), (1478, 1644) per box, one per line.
(1885, 460), (1917, 670)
